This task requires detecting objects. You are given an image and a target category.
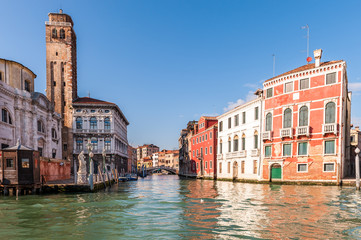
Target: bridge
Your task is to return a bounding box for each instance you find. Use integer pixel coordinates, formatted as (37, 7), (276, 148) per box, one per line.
(146, 166), (178, 175)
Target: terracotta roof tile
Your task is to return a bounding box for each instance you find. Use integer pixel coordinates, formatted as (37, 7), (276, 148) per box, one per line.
(264, 60), (343, 83)
(73, 97), (114, 105)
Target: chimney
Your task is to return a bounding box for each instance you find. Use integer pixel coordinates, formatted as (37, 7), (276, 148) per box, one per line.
(356, 126), (360, 131)
(314, 49), (323, 67)
(59, 9), (63, 14)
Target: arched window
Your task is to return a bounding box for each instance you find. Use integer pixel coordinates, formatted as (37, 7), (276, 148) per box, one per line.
(254, 130), (258, 149)
(1, 108), (12, 124)
(91, 137), (98, 151)
(241, 133), (246, 150)
(266, 113), (272, 131)
(37, 120), (45, 133)
(283, 108), (292, 128)
(52, 28), (57, 38)
(59, 29), (65, 39)
(325, 102), (336, 124)
(76, 117), (83, 129)
(24, 80), (31, 92)
(228, 137), (231, 152)
(299, 106), (308, 126)
(105, 137), (111, 151)
(233, 135), (239, 152)
(76, 138), (83, 150)
(90, 117), (97, 129)
(51, 128), (57, 139)
(219, 139), (223, 154)
(104, 117), (111, 130)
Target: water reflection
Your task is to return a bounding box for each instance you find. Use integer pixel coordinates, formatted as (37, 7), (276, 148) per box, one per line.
(0, 176), (360, 239)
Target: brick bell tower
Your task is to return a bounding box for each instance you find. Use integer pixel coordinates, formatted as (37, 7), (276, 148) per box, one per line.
(45, 9), (77, 161)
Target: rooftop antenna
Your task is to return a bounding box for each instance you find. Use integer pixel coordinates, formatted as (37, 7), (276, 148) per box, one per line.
(272, 54), (276, 77)
(301, 24), (312, 63)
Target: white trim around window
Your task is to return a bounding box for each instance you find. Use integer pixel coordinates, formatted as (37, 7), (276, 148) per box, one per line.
(297, 163), (308, 173)
(282, 142), (292, 157)
(323, 139), (336, 156)
(323, 162), (336, 172)
(296, 141), (309, 157)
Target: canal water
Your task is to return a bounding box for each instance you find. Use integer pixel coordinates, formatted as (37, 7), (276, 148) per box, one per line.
(1, 175), (361, 239)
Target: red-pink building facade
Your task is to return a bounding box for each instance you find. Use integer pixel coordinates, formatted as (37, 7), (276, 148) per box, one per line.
(190, 116), (218, 178)
(261, 50), (351, 184)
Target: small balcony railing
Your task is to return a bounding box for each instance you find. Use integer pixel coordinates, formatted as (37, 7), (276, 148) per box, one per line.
(226, 152), (232, 159)
(296, 126), (309, 137)
(233, 150), (246, 158)
(251, 149), (259, 157)
(280, 128), (293, 138)
(323, 123), (337, 135)
(263, 131), (271, 140)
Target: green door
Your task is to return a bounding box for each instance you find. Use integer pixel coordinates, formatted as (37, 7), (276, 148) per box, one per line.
(271, 166), (282, 179)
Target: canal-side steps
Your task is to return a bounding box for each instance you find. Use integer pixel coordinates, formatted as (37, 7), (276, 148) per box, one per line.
(209, 178), (359, 186)
(42, 179), (117, 194)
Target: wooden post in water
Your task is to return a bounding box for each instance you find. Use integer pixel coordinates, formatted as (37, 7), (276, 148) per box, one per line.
(355, 147), (360, 190)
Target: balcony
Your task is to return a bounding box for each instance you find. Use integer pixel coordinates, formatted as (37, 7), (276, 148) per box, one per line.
(323, 123), (337, 135)
(263, 131), (271, 141)
(251, 149), (259, 157)
(226, 152), (232, 159)
(234, 150), (246, 158)
(280, 128), (293, 138)
(296, 126), (309, 137)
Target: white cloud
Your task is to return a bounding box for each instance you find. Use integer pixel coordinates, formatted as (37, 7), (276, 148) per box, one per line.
(349, 82), (361, 92)
(223, 91), (257, 112)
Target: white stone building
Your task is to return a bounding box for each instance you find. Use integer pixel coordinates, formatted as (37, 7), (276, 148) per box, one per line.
(217, 95), (262, 180)
(72, 97), (129, 174)
(152, 152), (159, 167)
(0, 58), (62, 159)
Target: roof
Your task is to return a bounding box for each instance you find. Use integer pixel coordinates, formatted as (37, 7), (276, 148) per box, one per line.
(0, 58), (37, 78)
(73, 97), (129, 125)
(201, 116), (218, 120)
(264, 60), (343, 83)
(4, 140), (34, 151)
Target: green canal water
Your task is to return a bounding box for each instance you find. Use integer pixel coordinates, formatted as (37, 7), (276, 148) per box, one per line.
(1, 175), (361, 239)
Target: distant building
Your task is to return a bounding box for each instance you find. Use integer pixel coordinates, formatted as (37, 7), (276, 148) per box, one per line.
(190, 116), (218, 179)
(217, 94), (262, 181)
(0, 58), (62, 159)
(128, 145), (137, 174)
(143, 156), (153, 168)
(178, 121), (198, 177)
(136, 144), (159, 170)
(349, 126), (361, 177)
(152, 152), (159, 167)
(72, 97), (129, 175)
(164, 150), (179, 169)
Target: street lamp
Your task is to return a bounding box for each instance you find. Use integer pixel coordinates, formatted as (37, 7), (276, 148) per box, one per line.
(86, 138), (94, 190)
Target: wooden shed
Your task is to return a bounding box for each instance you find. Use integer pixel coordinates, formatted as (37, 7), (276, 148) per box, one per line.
(0, 142), (40, 188)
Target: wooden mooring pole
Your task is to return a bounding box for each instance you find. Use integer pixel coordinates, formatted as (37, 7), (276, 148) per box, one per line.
(355, 147), (360, 190)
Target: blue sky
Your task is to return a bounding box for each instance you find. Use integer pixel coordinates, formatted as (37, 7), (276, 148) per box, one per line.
(1, 0), (361, 150)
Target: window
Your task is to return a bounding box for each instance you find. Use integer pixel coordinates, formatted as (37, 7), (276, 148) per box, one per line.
(76, 109), (81, 112)
(199, 137), (201, 143)
(235, 114), (239, 126)
(90, 117), (97, 129)
(255, 107), (259, 120)
(297, 163), (307, 172)
(283, 108), (292, 128)
(324, 163), (335, 172)
(196, 149), (199, 156)
(325, 102), (336, 124)
(283, 143), (292, 156)
(205, 134), (208, 141)
(205, 161), (208, 169)
(205, 147), (208, 155)
(105, 138), (111, 151)
(227, 162), (231, 173)
(233, 136), (239, 152)
(242, 111), (246, 124)
(228, 117), (231, 129)
(325, 140), (335, 154)
(63, 144), (67, 151)
(219, 121), (223, 132)
(241, 134), (246, 150)
(91, 138), (98, 151)
(193, 151), (195, 157)
(0, 71), (3, 81)
(266, 113), (272, 131)
(219, 162), (222, 173)
(59, 29), (65, 39)
(52, 28), (57, 38)
(51, 128), (57, 139)
(228, 138), (231, 152)
(52, 150), (56, 159)
(21, 159), (30, 168)
(267, 88), (273, 98)
(6, 158), (14, 168)
(202, 136), (204, 142)
(210, 160), (212, 169)
(24, 80), (31, 92)
(210, 146), (212, 154)
(299, 106), (308, 126)
(193, 139), (195, 145)
(105, 110), (110, 113)
(38, 147), (43, 157)
(200, 147), (203, 157)
(265, 146), (271, 157)
(90, 110), (96, 113)
(300, 78), (309, 90)
(196, 138), (198, 144)
(219, 141), (222, 154)
(76, 138), (83, 150)
(76, 117), (83, 129)
(241, 161), (245, 174)
(104, 117), (111, 130)
(285, 82), (293, 93)
(1, 109), (12, 124)
(298, 142), (308, 156)
(326, 72), (336, 85)
(210, 132), (213, 139)
(253, 160), (257, 174)
(37, 120), (45, 133)
(254, 132), (258, 149)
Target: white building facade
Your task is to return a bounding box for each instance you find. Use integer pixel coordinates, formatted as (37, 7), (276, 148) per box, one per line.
(0, 58), (62, 159)
(217, 96), (262, 180)
(72, 97), (129, 174)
